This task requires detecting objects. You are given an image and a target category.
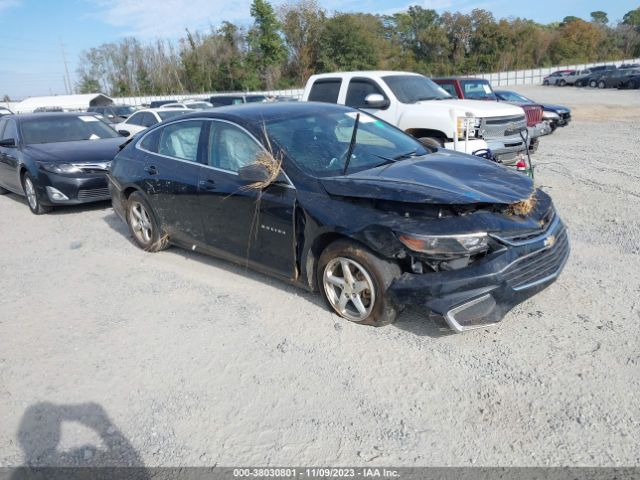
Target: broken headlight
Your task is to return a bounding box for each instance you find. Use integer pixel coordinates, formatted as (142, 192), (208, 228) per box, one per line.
(398, 232), (489, 259)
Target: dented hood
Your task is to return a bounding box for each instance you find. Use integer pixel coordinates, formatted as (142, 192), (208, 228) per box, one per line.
(320, 150), (534, 205)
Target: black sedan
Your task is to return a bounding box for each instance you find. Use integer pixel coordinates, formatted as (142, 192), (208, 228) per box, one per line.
(108, 102), (569, 331)
(494, 90), (571, 131)
(0, 113), (124, 214)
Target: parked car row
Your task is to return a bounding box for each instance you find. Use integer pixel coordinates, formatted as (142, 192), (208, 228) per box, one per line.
(543, 64), (640, 89)
(0, 74), (570, 333)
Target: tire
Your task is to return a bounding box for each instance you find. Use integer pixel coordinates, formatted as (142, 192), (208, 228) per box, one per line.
(543, 80), (549, 86)
(629, 80), (638, 90)
(558, 79), (566, 86)
(598, 80), (606, 89)
(417, 137), (443, 149)
(589, 80), (597, 88)
(125, 191), (168, 252)
(22, 173), (51, 215)
(317, 239), (401, 327)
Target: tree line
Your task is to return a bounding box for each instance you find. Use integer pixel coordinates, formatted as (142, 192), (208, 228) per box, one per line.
(75, 2), (640, 96)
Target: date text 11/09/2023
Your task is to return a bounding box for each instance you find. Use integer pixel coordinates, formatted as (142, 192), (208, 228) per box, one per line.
(233, 468), (400, 478)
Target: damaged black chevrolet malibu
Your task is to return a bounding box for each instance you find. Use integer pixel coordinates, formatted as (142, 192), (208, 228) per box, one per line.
(107, 102), (569, 332)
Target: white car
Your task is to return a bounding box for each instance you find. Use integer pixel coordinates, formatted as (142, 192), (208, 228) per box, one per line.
(114, 108), (191, 136)
(162, 101), (213, 110)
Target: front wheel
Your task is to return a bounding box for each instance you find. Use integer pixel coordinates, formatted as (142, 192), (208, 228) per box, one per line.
(318, 240), (401, 326)
(589, 80), (597, 88)
(558, 79), (566, 86)
(126, 192), (168, 252)
(598, 80), (606, 89)
(543, 80), (549, 86)
(22, 173), (51, 215)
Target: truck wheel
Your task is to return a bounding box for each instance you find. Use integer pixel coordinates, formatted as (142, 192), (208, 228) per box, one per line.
(318, 239), (402, 327)
(418, 137), (443, 149)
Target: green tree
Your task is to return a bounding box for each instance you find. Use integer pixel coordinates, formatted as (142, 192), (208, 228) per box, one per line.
(248, 0), (286, 89)
(623, 7), (640, 31)
(76, 76), (101, 93)
(317, 14), (381, 72)
(562, 16), (581, 25)
(590, 11), (608, 25)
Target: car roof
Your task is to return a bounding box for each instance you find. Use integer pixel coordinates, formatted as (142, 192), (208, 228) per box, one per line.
(177, 101), (353, 124)
(9, 112), (99, 121)
(310, 71), (423, 80)
(131, 107), (191, 113)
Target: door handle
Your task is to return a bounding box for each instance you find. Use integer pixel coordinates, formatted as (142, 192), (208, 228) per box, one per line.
(144, 165), (158, 175)
(198, 179), (216, 191)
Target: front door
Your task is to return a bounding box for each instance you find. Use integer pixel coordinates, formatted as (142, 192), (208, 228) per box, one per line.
(0, 119), (22, 191)
(198, 120), (296, 278)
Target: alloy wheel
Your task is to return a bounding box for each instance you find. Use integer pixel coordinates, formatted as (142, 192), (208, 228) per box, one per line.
(323, 257), (375, 322)
(24, 177), (38, 210)
(130, 201), (154, 244)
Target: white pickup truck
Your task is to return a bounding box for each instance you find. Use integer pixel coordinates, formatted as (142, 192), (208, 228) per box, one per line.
(302, 71), (529, 165)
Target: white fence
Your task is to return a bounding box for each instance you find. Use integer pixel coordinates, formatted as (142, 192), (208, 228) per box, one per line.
(114, 88), (304, 107)
(467, 57), (640, 86)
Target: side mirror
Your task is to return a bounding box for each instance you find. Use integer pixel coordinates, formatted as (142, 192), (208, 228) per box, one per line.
(364, 93), (390, 109)
(0, 138), (16, 148)
(238, 163), (271, 184)
(117, 130), (130, 137)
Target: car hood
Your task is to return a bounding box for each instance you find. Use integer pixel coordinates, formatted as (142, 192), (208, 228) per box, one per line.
(414, 98), (524, 118)
(320, 150), (533, 205)
(23, 137), (124, 163)
(542, 104), (569, 112)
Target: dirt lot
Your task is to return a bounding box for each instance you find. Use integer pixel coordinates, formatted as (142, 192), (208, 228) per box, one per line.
(1, 85), (639, 468)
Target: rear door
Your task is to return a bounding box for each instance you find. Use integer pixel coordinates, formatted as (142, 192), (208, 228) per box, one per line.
(136, 119), (208, 245)
(198, 119), (296, 277)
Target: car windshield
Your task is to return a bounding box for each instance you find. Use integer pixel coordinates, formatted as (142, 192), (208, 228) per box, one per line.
(498, 91), (530, 103)
(157, 110), (189, 120)
(186, 102), (212, 109)
(245, 95), (267, 103)
(21, 115), (120, 144)
(461, 80), (497, 100)
(262, 110), (428, 178)
(112, 105), (137, 116)
(382, 75), (452, 103)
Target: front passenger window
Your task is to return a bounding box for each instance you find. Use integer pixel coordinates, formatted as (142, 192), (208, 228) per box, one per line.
(157, 121), (204, 162)
(208, 122), (262, 172)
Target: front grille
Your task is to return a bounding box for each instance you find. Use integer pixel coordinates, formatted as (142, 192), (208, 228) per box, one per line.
(522, 105), (543, 127)
(77, 187), (110, 200)
(500, 208), (555, 243)
(503, 225), (569, 290)
(482, 115), (527, 139)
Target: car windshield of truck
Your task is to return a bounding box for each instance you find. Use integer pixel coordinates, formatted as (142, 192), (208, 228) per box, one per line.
(382, 75), (452, 103)
(461, 80), (497, 100)
(21, 116), (120, 144)
(113, 105), (137, 116)
(262, 110), (428, 178)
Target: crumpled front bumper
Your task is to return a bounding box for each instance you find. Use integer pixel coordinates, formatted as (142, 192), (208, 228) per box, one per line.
(388, 214), (570, 332)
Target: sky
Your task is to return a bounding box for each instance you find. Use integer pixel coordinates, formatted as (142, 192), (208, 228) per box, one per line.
(0, 0), (637, 99)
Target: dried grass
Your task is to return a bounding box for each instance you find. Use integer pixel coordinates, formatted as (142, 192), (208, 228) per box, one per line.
(241, 124), (283, 191)
(507, 192), (537, 216)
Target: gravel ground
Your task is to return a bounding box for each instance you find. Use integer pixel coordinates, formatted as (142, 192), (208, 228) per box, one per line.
(1, 85), (639, 468)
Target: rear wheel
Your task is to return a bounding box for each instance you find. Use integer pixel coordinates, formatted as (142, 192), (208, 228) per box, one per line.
(22, 173), (51, 215)
(598, 80), (606, 89)
(629, 80), (638, 89)
(126, 192), (168, 252)
(589, 80), (597, 88)
(558, 79), (566, 86)
(543, 80), (549, 86)
(318, 240), (401, 327)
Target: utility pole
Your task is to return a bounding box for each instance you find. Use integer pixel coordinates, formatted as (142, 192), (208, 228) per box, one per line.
(60, 39), (72, 95)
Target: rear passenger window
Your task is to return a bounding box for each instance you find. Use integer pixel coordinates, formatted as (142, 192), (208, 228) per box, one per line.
(345, 79), (386, 108)
(308, 79), (341, 103)
(156, 121), (204, 162)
